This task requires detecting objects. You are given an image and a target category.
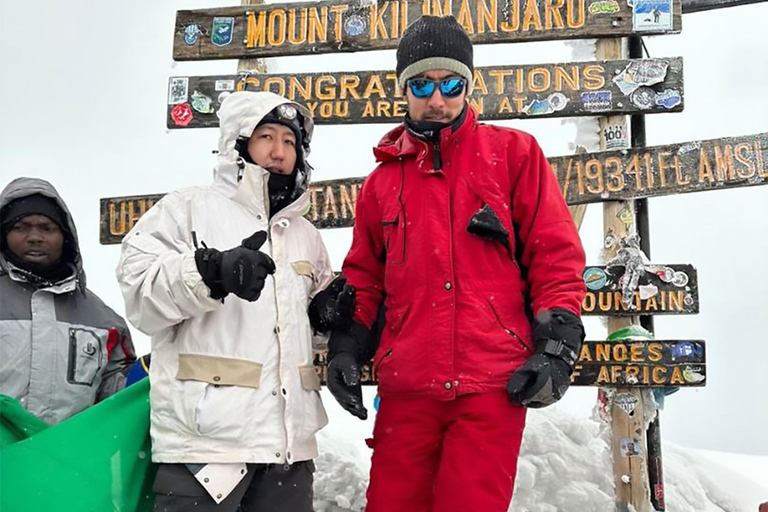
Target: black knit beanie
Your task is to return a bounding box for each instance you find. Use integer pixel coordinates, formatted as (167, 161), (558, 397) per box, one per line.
(1, 194), (67, 232)
(396, 16), (474, 91)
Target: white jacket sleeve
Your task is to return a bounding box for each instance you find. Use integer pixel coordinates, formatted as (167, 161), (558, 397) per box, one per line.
(115, 193), (220, 335)
(309, 233), (336, 353)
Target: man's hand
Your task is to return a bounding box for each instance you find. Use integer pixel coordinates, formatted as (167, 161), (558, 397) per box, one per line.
(308, 275), (356, 333)
(507, 309), (584, 408)
(326, 352), (368, 420)
(195, 231), (276, 301)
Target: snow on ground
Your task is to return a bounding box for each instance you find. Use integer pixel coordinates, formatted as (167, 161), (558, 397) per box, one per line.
(313, 389), (768, 512)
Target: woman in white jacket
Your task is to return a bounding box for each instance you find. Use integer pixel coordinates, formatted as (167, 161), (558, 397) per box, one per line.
(117, 91), (353, 512)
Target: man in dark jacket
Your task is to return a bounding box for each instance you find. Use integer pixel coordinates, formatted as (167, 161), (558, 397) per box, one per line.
(0, 177), (135, 425)
(326, 16), (587, 512)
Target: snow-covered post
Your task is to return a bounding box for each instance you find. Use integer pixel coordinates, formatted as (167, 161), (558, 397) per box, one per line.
(596, 37), (652, 511)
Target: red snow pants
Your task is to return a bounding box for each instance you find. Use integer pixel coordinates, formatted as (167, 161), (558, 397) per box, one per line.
(365, 390), (527, 512)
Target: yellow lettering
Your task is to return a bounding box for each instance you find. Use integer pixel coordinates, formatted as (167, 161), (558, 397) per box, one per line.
(363, 75), (387, 99)
(596, 343), (610, 362)
(330, 5), (348, 42)
(629, 343), (644, 363)
(246, 11), (267, 48)
(478, 0), (498, 33)
(528, 67), (551, 92)
(567, 0), (585, 27)
(597, 365), (610, 384)
(613, 343), (628, 362)
(323, 186), (338, 219)
(582, 65), (605, 90)
(714, 144), (735, 182)
(470, 70), (489, 95)
(488, 69), (513, 94)
(670, 367), (685, 385)
(340, 75), (361, 99)
(545, 0), (566, 29)
(500, 0), (521, 31)
(699, 148), (714, 183)
(734, 143), (756, 179)
(522, 0), (543, 31)
(263, 77), (286, 97)
(554, 66), (579, 91)
(652, 366), (666, 385)
(289, 76), (312, 101)
(370, 3), (389, 40)
(287, 8), (307, 45)
(648, 343), (663, 362)
(605, 156), (624, 192)
(457, 0), (475, 32)
(339, 184), (358, 219)
(579, 344), (592, 362)
(268, 9), (287, 46)
(315, 76), (337, 100)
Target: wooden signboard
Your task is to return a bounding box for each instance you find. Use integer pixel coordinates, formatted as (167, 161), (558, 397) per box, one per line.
(172, 0), (682, 61)
(555, 132), (768, 204)
(581, 264), (698, 316)
(312, 339), (706, 386)
(99, 132), (767, 245)
(99, 178), (364, 244)
(571, 340), (706, 386)
(167, 58), (684, 128)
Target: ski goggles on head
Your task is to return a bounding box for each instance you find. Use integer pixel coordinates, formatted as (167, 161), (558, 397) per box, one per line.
(406, 77), (468, 99)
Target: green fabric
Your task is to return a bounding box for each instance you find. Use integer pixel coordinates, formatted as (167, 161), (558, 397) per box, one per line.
(0, 379), (155, 512)
(0, 395), (49, 448)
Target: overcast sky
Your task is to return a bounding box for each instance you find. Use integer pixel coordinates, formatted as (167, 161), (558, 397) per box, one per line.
(1, 0), (766, 456)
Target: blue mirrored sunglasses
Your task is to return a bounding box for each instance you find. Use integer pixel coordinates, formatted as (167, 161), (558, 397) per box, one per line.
(407, 77), (467, 99)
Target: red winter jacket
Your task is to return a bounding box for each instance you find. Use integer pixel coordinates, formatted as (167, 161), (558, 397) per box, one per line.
(342, 107), (586, 399)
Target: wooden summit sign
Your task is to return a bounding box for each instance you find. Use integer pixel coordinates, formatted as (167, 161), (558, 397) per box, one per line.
(173, 0), (682, 61)
(581, 264), (698, 316)
(100, 132), (767, 244)
(167, 58), (684, 128)
(312, 339), (707, 386)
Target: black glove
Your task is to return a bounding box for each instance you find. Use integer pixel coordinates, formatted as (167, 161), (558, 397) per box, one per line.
(308, 275), (356, 334)
(507, 309), (585, 408)
(327, 352), (367, 420)
(195, 231), (276, 302)
(326, 320), (378, 420)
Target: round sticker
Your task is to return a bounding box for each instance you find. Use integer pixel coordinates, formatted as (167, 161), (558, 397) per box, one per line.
(672, 271), (689, 287)
(583, 267), (608, 291)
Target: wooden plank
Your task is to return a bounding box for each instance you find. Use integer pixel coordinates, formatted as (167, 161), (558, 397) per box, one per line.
(99, 132), (768, 244)
(571, 340), (706, 386)
(682, 0), (766, 13)
(312, 340), (706, 386)
(172, 0), (682, 61)
(167, 58), (684, 128)
(554, 132), (768, 204)
(581, 264), (698, 316)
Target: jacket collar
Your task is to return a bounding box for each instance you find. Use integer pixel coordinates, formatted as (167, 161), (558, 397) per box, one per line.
(373, 105), (477, 164)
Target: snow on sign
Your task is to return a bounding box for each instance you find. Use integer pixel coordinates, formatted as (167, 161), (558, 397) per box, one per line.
(172, 0), (682, 61)
(581, 264), (699, 316)
(165, 58), (684, 129)
(571, 340), (707, 387)
(98, 133), (767, 244)
(312, 340), (707, 387)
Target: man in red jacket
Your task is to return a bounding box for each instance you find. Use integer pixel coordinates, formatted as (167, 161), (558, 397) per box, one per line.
(327, 15), (587, 512)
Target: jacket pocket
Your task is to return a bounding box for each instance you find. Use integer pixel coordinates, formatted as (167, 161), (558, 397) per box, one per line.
(485, 299), (532, 353)
(67, 327), (106, 386)
(193, 384), (253, 439)
(299, 365), (321, 391)
(382, 213), (406, 266)
(177, 353), (262, 388)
